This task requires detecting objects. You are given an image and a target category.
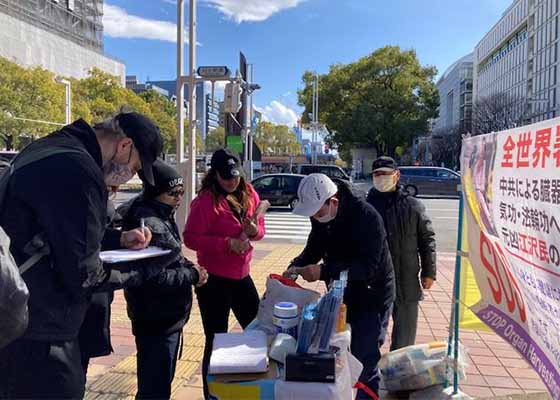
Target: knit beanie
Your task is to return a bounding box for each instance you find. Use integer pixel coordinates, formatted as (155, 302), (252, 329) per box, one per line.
(140, 159), (183, 198)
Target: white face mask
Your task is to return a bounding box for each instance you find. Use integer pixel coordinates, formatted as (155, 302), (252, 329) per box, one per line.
(315, 201), (337, 224)
(373, 175), (396, 193)
(104, 144), (136, 186)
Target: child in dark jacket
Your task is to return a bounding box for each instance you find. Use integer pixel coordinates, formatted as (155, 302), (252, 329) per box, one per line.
(122, 160), (208, 400)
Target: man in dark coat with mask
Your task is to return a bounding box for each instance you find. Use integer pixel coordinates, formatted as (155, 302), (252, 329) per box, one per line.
(283, 173), (395, 399)
(367, 156), (437, 351)
(0, 112), (163, 399)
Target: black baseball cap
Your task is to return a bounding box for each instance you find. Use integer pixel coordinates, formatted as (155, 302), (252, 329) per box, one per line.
(114, 112), (163, 185)
(372, 156), (398, 172)
(211, 148), (242, 179)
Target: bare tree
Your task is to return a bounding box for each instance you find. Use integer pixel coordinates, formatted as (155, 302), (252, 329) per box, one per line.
(472, 93), (527, 135)
(431, 125), (462, 169)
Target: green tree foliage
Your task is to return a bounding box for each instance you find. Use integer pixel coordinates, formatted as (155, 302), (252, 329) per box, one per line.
(205, 126), (225, 152)
(0, 58), (65, 149)
(298, 46), (439, 157)
(254, 121), (301, 156)
(0, 59), (180, 152)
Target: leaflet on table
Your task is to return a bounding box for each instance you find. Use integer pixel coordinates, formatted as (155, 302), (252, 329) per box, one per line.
(99, 246), (171, 264)
(209, 330), (269, 374)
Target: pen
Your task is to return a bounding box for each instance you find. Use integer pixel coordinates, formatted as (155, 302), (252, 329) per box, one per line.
(140, 218), (145, 234)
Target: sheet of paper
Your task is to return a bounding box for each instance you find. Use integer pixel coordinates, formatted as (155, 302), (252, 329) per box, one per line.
(100, 246), (171, 264)
(209, 330), (269, 374)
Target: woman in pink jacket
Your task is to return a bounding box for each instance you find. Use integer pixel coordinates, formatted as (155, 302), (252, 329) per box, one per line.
(183, 148), (265, 398)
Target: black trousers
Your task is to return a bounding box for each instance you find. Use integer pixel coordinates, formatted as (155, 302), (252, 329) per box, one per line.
(135, 331), (181, 400)
(349, 306), (392, 399)
(390, 301), (419, 351)
(0, 338), (85, 399)
(195, 273), (259, 399)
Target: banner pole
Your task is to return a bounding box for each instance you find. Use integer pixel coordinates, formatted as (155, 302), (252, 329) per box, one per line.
(445, 186), (465, 393)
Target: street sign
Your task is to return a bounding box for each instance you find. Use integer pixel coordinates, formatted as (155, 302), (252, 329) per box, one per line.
(197, 66), (230, 78)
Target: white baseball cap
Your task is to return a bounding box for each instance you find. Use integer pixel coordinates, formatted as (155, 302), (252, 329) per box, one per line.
(292, 173), (338, 217)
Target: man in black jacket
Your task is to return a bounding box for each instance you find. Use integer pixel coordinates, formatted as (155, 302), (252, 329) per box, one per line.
(367, 156), (437, 351)
(122, 160), (208, 399)
(0, 112), (163, 399)
(284, 173), (395, 399)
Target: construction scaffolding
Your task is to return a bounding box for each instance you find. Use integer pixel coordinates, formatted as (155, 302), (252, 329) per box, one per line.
(0, 0), (104, 51)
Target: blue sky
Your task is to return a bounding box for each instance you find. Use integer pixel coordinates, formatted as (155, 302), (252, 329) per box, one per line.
(104, 0), (512, 126)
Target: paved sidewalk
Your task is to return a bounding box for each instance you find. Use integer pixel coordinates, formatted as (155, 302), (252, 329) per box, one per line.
(84, 244), (549, 399)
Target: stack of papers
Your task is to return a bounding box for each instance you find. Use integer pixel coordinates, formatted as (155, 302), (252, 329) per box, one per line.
(100, 246), (171, 264)
(209, 330), (269, 374)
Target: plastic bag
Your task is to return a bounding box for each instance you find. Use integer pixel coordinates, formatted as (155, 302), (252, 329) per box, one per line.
(256, 274), (320, 335)
(379, 342), (467, 392)
(0, 227), (29, 349)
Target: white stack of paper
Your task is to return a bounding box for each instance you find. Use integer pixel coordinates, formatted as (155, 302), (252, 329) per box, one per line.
(100, 246), (171, 264)
(209, 330), (269, 374)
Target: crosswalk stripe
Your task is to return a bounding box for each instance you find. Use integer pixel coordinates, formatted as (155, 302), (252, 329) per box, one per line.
(264, 216), (309, 221)
(265, 234), (310, 240)
(265, 221), (311, 226)
(263, 212), (311, 242)
(265, 229), (310, 234)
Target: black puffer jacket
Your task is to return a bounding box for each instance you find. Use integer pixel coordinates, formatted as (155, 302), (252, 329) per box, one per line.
(122, 196), (199, 336)
(0, 120), (109, 341)
(290, 180), (395, 319)
(367, 186), (436, 303)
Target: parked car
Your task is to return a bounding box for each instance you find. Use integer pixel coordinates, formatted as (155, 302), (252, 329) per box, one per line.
(252, 173), (305, 209)
(297, 164), (351, 181)
(399, 166), (460, 197)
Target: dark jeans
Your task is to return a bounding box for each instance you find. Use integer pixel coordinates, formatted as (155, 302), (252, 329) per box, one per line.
(195, 273), (259, 399)
(0, 338), (85, 399)
(390, 301), (419, 351)
(349, 306), (392, 399)
(135, 331), (181, 400)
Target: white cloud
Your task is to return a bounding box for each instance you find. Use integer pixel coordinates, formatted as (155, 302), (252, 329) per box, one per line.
(104, 4), (200, 44)
(203, 80), (228, 99)
(256, 100), (299, 127)
(161, 0), (305, 23)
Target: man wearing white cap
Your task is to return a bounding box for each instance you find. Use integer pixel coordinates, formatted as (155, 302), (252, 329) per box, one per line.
(284, 173), (395, 399)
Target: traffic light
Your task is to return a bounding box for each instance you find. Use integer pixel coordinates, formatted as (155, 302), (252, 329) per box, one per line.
(224, 82), (242, 114)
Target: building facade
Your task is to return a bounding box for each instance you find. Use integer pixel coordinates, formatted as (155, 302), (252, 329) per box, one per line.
(473, 0), (559, 124)
(126, 75), (169, 97)
(0, 0), (125, 84)
(433, 53), (474, 134)
(146, 79), (220, 140)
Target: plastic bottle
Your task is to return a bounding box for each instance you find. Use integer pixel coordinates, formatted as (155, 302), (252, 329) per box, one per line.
(336, 303), (347, 332)
(272, 302), (298, 338)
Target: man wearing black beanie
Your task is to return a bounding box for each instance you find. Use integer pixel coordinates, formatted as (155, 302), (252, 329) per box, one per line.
(121, 160), (208, 399)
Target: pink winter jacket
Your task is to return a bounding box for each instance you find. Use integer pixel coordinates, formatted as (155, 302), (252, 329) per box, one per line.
(183, 184), (265, 280)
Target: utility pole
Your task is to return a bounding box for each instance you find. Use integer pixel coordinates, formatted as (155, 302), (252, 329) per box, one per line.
(55, 77), (71, 125)
(248, 63), (254, 180)
(175, 0), (197, 232)
(311, 73), (319, 164)
(176, 0), (185, 164)
(187, 0), (197, 208)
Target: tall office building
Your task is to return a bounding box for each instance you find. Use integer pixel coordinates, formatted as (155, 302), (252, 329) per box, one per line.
(473, 0), (558, 123)
(433, 53), (474, 134)
(0, 0), (125, 83)
(205, 93), (220, 136)
(147, 79), (221, 140)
